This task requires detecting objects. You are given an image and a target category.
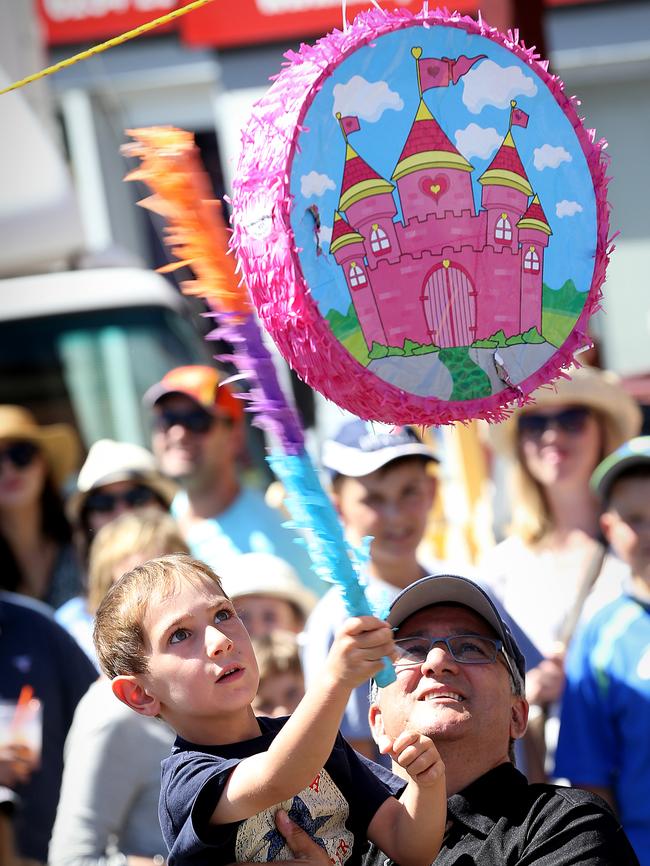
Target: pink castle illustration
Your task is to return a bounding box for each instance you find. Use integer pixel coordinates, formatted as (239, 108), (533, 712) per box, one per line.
(329, 48), (552, 351)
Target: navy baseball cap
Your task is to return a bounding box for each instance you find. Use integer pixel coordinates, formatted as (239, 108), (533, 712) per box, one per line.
(321, 419), (438, 479)
(386, 574), (526, 693)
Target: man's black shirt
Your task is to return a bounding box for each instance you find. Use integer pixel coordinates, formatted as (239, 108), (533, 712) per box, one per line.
(363, 762), (639, 865)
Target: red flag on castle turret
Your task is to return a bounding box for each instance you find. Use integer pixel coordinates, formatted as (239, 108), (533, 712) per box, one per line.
(418, 57), (451, 89)
(340, 115), (360, 135)
(511, 106), (529, 128)
(451, 54), (486, 84)
(418, 55), (485, 91)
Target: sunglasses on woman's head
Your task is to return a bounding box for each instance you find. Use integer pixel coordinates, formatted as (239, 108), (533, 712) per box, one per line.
(0, 441), (39, 470)
(518, 406), (592, 439)
(84, 484), (158, 514)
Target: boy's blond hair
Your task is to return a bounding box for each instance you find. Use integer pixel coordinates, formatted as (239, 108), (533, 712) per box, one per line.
(93, 553), (227, 680)
(252, 631), (303, 682)
(87, 508), (189, 613)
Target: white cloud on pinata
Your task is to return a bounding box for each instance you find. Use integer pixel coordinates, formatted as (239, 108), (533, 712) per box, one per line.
(332, 76), (404, 122)
(534, 144), (572, 171)
(301, 171), (336, 198)
(454, 123), (501, 160)
(462, 60), (537, 114)
(556, 200), (583, 218)
(318, 224), (333, 244)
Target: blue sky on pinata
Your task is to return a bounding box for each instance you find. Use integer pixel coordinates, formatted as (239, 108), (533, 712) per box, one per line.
(289, 24), (597, 318)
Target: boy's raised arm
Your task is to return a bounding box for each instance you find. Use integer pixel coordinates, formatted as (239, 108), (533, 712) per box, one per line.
(211, 616), (394, 825)
(367, 729), (446, 866)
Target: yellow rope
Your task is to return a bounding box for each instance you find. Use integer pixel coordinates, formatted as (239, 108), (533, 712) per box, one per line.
(0, 0), (216, 97)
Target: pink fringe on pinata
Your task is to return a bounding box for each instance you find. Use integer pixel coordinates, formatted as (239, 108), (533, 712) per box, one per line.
(230, 5), (611, 427)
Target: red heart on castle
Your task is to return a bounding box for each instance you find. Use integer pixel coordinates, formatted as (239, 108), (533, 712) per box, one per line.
(419, 174), (448, 200)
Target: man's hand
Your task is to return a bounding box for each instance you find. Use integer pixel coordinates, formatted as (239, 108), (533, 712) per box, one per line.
(230, 809), (330, 866)
(378, 729), (445, 786)
(326, 616), (395, 689)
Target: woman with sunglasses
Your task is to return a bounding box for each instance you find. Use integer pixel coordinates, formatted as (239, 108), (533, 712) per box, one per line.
(482, 365), (642, 780)
(56, 439), (177, 662)
(0, 405), (82, 608)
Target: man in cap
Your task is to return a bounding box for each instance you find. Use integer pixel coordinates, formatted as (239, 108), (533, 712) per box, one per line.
(259, 575), (638, 865)
(144, 365), (320, 595)
(363, 574), (638, 863)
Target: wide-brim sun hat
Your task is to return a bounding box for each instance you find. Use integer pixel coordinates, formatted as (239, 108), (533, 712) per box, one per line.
(220, 552), (317, 621)
(0, 405), (80, 488)
(489, 365), (642, 458)
(66, 438), (177, 523)
(386, 573), (526, 693)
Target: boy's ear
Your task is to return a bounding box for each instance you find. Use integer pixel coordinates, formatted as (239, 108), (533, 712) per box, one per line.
(599, 511), (614, 545)
(112, 675), (161, 718)
(330, 489), (342, 518)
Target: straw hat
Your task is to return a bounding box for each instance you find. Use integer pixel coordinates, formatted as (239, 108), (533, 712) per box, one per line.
(66, 439), (177, 523)
(0, 405), (80, 488)
(490, 366), (642, 458)
(220, 552), (317, 621)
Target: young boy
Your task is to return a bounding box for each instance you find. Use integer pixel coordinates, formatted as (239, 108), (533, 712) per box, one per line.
(93, 553), (445, 866)
(555, 436), (650, 864)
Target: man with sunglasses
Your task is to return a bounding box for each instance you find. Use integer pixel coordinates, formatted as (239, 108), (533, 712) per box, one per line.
(144, 366), (320, 595)
(253, 575), (638, 865)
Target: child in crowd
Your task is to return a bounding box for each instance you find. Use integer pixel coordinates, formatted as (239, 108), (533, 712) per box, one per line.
(93, 554), (446, 866)
(555, 436), (650, 863)
(221, 552), (316, 640)
(251, 631), (305, 718)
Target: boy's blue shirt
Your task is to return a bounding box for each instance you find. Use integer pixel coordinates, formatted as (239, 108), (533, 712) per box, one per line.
(555, 589), (650, 865)
(159, 715), (404, 865)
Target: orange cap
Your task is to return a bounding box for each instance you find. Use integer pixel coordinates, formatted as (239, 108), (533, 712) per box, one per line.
(144, 365), (244, 422)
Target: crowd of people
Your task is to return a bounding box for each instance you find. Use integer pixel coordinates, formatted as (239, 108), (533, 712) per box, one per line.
(0, 361), (648, 865)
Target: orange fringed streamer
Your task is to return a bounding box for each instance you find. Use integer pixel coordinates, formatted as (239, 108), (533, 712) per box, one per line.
(122, 127), (252, 316)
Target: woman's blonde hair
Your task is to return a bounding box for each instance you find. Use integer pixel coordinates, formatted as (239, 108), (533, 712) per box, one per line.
(87, 508), (189, 613)
(508, 411), (607, 545)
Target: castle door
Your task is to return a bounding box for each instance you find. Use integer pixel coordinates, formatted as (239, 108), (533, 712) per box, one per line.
(422, 264), (477, 348)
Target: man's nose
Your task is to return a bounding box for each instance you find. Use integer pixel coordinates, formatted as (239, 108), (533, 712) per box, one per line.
(421, 642), (460, 675)
(166, 422), (191, 442)
(205, 625), (233, 657)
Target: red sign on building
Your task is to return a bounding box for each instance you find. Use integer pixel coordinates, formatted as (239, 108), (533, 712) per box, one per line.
(180, 0), (476, 49)
(38, 0), (180, 45)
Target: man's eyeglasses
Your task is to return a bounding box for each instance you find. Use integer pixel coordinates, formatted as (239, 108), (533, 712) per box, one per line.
(393, 634), (504, 669)
(518, 406), (591, 439)
(153, 408), (217, 435)
(0, 441), (39, 470)
(84, 485), (158, 515)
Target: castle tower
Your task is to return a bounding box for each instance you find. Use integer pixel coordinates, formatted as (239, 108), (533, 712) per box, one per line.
(517, 194), (552, 333)
(392, 49), (474, 224)
(335, 114), (400, 268)
(329, 211), (386, 347)
(479, 126), (533, 253)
